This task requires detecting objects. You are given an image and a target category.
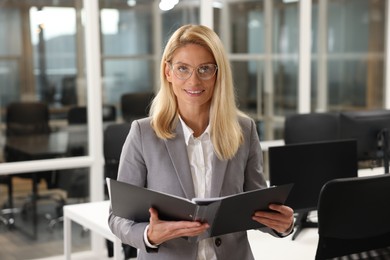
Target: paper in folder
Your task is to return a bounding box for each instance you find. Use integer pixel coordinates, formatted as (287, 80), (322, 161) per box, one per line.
(108, 178), (293, 242)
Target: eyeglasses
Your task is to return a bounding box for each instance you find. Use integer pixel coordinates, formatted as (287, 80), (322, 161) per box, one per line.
(169, 62), (218, 80)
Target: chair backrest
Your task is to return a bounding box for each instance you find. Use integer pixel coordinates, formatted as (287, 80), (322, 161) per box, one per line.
(67, 106), (87, 125)
(67, 105), (117, 125)
(120, 92), (154, 122)
(315, 174), (390, 259)
(103, 123), (131, 180)
(6, 101), (51, 136)
(61, 75), (77, 105)
(284, 112), (340, 144)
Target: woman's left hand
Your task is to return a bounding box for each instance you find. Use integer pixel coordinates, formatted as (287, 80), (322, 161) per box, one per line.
(252, 204), (294, 234)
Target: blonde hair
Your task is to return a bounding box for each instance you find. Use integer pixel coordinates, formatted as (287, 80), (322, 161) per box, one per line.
(150, 24), (245, 160)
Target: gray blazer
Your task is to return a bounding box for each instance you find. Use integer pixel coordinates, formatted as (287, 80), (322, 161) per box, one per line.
(108, 116), (275, 260)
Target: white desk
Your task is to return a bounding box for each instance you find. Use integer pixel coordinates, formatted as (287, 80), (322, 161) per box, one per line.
(64, 200), (122, 260)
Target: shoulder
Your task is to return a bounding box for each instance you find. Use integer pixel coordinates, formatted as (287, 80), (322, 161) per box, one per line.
(237, 114), (257, 132)
(128, 117), (155, 138)
(130, 117), (152, 131)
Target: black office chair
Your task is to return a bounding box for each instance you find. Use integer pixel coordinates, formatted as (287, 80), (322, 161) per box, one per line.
(103, 122), (136, 259)
(61, 76), (78, 106)
(120, 92), (154, 122)
(0, 175), (19, 228)
(47, 168), (90, 231)
(103, 122), (131, 182)
(66, 104), (117, 156)
(67, 105), (116, 125)
(284, 112), (340, 144)
(4, 101), (53, 190)
(315, 174), (390, 259)
(3, 101), (55, 237)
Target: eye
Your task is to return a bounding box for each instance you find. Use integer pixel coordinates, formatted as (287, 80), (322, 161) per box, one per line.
(198, 65), (212, 74)
(177, 65), (190, 73)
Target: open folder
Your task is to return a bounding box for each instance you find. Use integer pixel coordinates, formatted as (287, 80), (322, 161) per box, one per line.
(108, 178), (293, 242)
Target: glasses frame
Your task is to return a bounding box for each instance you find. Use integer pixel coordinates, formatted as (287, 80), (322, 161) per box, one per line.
(168, 62), (218, 81)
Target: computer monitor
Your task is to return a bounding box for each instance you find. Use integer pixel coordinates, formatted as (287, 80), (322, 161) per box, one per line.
(268, 139), (358, 240)
(339, 109), (390, 173)
(269, 139), (358, 213)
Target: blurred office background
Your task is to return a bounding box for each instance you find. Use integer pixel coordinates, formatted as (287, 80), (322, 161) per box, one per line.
(0, 0), (387, 259)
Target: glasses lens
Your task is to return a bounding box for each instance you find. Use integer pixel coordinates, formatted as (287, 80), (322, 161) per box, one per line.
(173, 64), (192, 80)
(171, 63), (217, 80)
(197, 64), (217, 80)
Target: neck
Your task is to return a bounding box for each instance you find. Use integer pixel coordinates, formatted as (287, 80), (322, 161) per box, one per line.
(180, 111), (209, 137)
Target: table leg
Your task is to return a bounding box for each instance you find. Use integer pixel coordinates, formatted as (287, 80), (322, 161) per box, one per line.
(32, 173), (38, 240)
(113, 237), (122, 260)
(64, 212), (72, 260)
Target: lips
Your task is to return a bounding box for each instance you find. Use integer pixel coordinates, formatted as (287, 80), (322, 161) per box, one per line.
(185, 89), (204, 94)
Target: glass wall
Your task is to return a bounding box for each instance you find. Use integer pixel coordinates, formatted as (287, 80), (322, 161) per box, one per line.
(217, 0), (299, 139)
(0, 1), (92, 259)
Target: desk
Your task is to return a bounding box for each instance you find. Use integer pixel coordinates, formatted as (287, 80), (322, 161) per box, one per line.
(64, 200), (122, 260)
(5, 132), (69, 160)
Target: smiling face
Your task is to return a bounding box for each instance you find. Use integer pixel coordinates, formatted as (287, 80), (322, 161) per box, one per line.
(165, 43), (216, 117)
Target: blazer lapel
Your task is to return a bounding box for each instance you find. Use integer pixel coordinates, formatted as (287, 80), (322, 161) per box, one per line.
(164, 122), (196, 199)
(210, 155), (228, 197)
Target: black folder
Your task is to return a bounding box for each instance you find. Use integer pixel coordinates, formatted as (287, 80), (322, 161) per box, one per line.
(108, 179), (293, 242)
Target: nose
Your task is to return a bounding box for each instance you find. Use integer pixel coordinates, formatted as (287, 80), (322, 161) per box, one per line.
(186, 69), (201, 84)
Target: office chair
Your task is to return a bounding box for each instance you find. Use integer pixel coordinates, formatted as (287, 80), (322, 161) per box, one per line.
(3, 101), (55, 238)
(103, 122), (131, 181)
(120, 92), (154, 122)
(61, 76), (78, 106)
(284, 112), (340, 144)
(66, 104), (117, 156)
(0, 175), (20, 228)
(103, 122), (136, 259)
(67, 105), (117, 125)
(5, 101), (51, 137)
(47, 168), (90, 231)
(315, 174), (390, 259)
(46, 105), (118, 230)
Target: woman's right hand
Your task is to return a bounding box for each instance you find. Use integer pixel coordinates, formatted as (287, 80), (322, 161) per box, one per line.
(147, 208), (210, 245)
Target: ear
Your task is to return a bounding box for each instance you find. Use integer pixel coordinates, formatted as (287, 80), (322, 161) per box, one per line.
(165, 63), (173, 83)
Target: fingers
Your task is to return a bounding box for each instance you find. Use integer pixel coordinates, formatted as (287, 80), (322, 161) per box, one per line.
(147, 208), (210, 245)
(252, 204), (294, 234)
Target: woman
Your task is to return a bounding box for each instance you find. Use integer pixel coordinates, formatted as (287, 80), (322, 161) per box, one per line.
(108, 24), (294, 260)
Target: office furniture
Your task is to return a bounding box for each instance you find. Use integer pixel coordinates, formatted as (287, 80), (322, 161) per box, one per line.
(3, 101), (57, 239)
(67, 106), (88, 125)
(120, 92), (154, 122)
(47, 168), (90, 231)
(61, 76), (77, 106)
(45, 108), (91, 229)
(315, 174), (390, 259)
(103, 122), (136, 259)
(0, 175), (19, 227)
(67, 105), (117, 125)
(284, 112), (339, 144)
(103, 123), (131, 181)
(339, 109), (390, 173)
(64, 200), (123, 260)
(5, 101), (51, 137)
(268, 139), (358, 240)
